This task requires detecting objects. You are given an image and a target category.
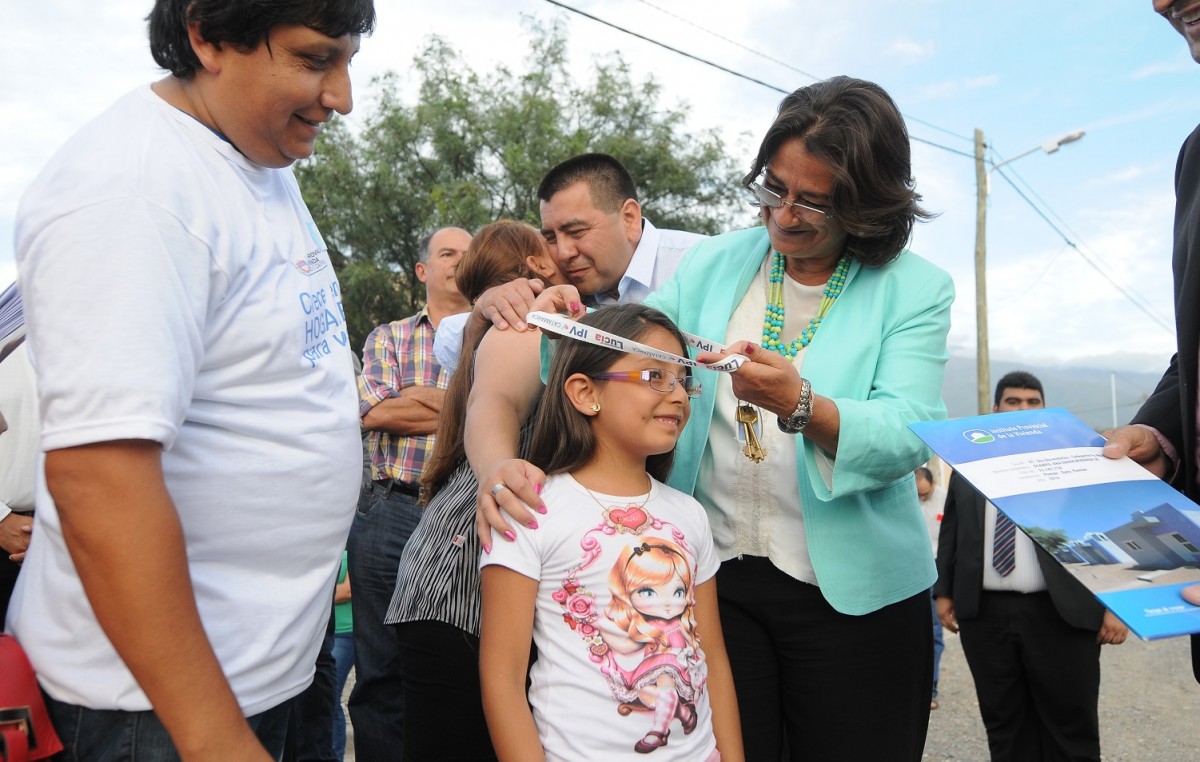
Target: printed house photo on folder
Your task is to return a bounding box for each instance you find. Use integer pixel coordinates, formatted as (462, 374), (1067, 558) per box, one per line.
(910, 408), (1200, 640)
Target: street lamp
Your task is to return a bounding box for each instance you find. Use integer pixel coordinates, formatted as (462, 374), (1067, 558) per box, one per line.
(972, 128), (1086, 414)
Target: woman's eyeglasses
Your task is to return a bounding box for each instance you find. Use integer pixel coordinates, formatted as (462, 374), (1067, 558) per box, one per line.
(745, 181), (834, 222)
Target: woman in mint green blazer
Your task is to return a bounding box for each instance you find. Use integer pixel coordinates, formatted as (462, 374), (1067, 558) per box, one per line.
(638, 76), (951, 761)
(472, 76), (952, 760)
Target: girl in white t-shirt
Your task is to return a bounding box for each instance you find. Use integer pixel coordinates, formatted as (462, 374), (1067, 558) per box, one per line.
(480, 304), (744, 762)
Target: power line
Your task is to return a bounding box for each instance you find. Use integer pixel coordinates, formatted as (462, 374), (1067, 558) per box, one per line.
(545, 0), (1172, 334)
(543, 0), (790, 95)
(991, 167), (1173, 333)
(543, 0), (973, 159)
(994, 156), (1172, 331)
(630, 0), (821, 82)
(629, 0), (973, 146)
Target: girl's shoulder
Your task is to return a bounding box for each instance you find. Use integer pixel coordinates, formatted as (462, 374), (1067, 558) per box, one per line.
(649, 477), (710, 525)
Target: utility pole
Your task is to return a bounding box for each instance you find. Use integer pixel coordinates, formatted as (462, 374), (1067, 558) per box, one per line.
(973, 128), (1084, 415)
(974, 128), (990, 415)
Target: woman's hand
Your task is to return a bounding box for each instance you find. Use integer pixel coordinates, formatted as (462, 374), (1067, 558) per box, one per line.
(529, 284), (585, 320)
(698, 341), (841, 454)
(697, 341), (802, 418)
(475, 459), (547, 552)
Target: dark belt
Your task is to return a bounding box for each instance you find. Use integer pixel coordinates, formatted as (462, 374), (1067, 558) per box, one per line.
(371, 477), (421, 499)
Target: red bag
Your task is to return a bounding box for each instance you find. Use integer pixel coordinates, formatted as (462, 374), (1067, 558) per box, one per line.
(0, 634), (63, 762)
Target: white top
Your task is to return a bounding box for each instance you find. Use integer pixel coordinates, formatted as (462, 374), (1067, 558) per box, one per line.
(694, 256), (830, 583)
(483, 473), (720, 761)
(920, 484), (947, 554)
(9, 86), (361, 715)
(433, 311), (471, 374)
(981, 501), (1047, 593)
(0, 337), (38, 518)
(590, 219), (706, 306)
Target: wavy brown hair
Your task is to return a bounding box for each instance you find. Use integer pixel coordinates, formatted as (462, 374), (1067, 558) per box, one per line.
(743, 75), (933, 267)
(421, 220), (552, 499)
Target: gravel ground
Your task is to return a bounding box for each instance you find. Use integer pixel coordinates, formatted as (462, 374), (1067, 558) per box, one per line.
(925, 629), (1200, 761)
(343, 630), (1200, 761)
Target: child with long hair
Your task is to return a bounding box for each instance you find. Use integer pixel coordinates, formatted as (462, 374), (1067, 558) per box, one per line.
(385, 219), (567, 760)
(480, 304), (744, 761)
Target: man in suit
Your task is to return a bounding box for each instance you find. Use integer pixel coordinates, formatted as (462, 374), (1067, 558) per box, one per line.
(1103, 0), (1200, 683)
(937, 371), (1127, 762)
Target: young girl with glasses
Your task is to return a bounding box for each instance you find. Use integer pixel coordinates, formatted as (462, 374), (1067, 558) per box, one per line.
(479, 304), (744, 761)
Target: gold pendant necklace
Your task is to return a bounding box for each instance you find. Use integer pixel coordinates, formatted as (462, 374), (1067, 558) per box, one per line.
(580, 477), (655, 535)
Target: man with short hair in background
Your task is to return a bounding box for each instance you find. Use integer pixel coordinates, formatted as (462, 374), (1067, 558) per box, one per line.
(937, 371), (1127, 762)
(348, 226), (471, 760)
(466, 153), (705, 334)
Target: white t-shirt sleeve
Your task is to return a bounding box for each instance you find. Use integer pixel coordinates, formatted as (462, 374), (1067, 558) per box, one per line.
(480, 514), (543, 581)
(21, 197), (216, 452)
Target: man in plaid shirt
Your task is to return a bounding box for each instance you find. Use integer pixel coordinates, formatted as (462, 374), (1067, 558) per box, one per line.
(347, 226), (471, 760)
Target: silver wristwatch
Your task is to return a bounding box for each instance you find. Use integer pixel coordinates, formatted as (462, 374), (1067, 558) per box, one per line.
(777, 378), (813, 434)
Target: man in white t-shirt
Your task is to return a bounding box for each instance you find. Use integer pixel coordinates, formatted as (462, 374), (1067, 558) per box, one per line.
(6, 1), (375, 760)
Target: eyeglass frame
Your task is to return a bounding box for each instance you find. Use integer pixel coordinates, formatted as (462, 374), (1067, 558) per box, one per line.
(589, 369), (702, 398)
(745, 179), (835, 222)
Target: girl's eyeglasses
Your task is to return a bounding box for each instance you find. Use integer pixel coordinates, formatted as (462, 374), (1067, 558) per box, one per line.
(590, 369), (702, 398)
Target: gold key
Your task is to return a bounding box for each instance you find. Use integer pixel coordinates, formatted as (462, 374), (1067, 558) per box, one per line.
(736, 403), (767, 463)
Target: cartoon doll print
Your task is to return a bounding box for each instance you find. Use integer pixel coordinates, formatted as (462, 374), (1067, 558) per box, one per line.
(603, 540), (704, 753)
(552, 504), (710, 755)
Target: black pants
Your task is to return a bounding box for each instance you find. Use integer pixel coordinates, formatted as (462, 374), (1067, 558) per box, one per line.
(396, 620), (497, 761)
(959, 591), (1101, 762)
(0, 554), (20, 625)
(716, 556), (932, 761)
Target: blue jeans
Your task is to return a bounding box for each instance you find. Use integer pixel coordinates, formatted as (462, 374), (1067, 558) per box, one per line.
(285, 605), (337, 762)
(44, 694), (292, 762)
(331, 632), (355, 760)
(346, 481), (422, 762)
(931, 588), (944, 699)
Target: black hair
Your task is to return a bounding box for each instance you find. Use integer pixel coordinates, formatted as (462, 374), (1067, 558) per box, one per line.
(537, 153), (638, 214)
(148, 0), (376, 79)
(993, 371), (1044, 406)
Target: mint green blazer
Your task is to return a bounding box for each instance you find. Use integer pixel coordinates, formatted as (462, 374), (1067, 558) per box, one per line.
(644, 227), (954, 614)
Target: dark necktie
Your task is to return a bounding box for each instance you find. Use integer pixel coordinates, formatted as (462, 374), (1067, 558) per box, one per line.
(993, 509), (1017, 576)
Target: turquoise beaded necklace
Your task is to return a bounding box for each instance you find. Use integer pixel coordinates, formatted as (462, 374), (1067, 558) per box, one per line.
(762, 251), (850, 358)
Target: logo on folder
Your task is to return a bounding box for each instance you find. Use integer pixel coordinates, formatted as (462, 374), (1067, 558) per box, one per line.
(963, 429), (995, 444)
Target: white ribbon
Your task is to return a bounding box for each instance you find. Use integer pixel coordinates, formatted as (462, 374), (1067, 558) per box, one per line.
(526, 311), (748, 373)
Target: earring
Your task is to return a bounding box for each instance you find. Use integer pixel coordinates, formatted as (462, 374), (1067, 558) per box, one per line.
(590, 403), (601, 413)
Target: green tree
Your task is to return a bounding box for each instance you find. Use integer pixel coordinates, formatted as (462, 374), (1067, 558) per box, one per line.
(1025, 526), (1070, 553)
(296, 18), (747, 352)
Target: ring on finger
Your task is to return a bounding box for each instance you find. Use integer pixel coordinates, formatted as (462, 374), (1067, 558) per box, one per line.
(489, 482), (508, 497)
